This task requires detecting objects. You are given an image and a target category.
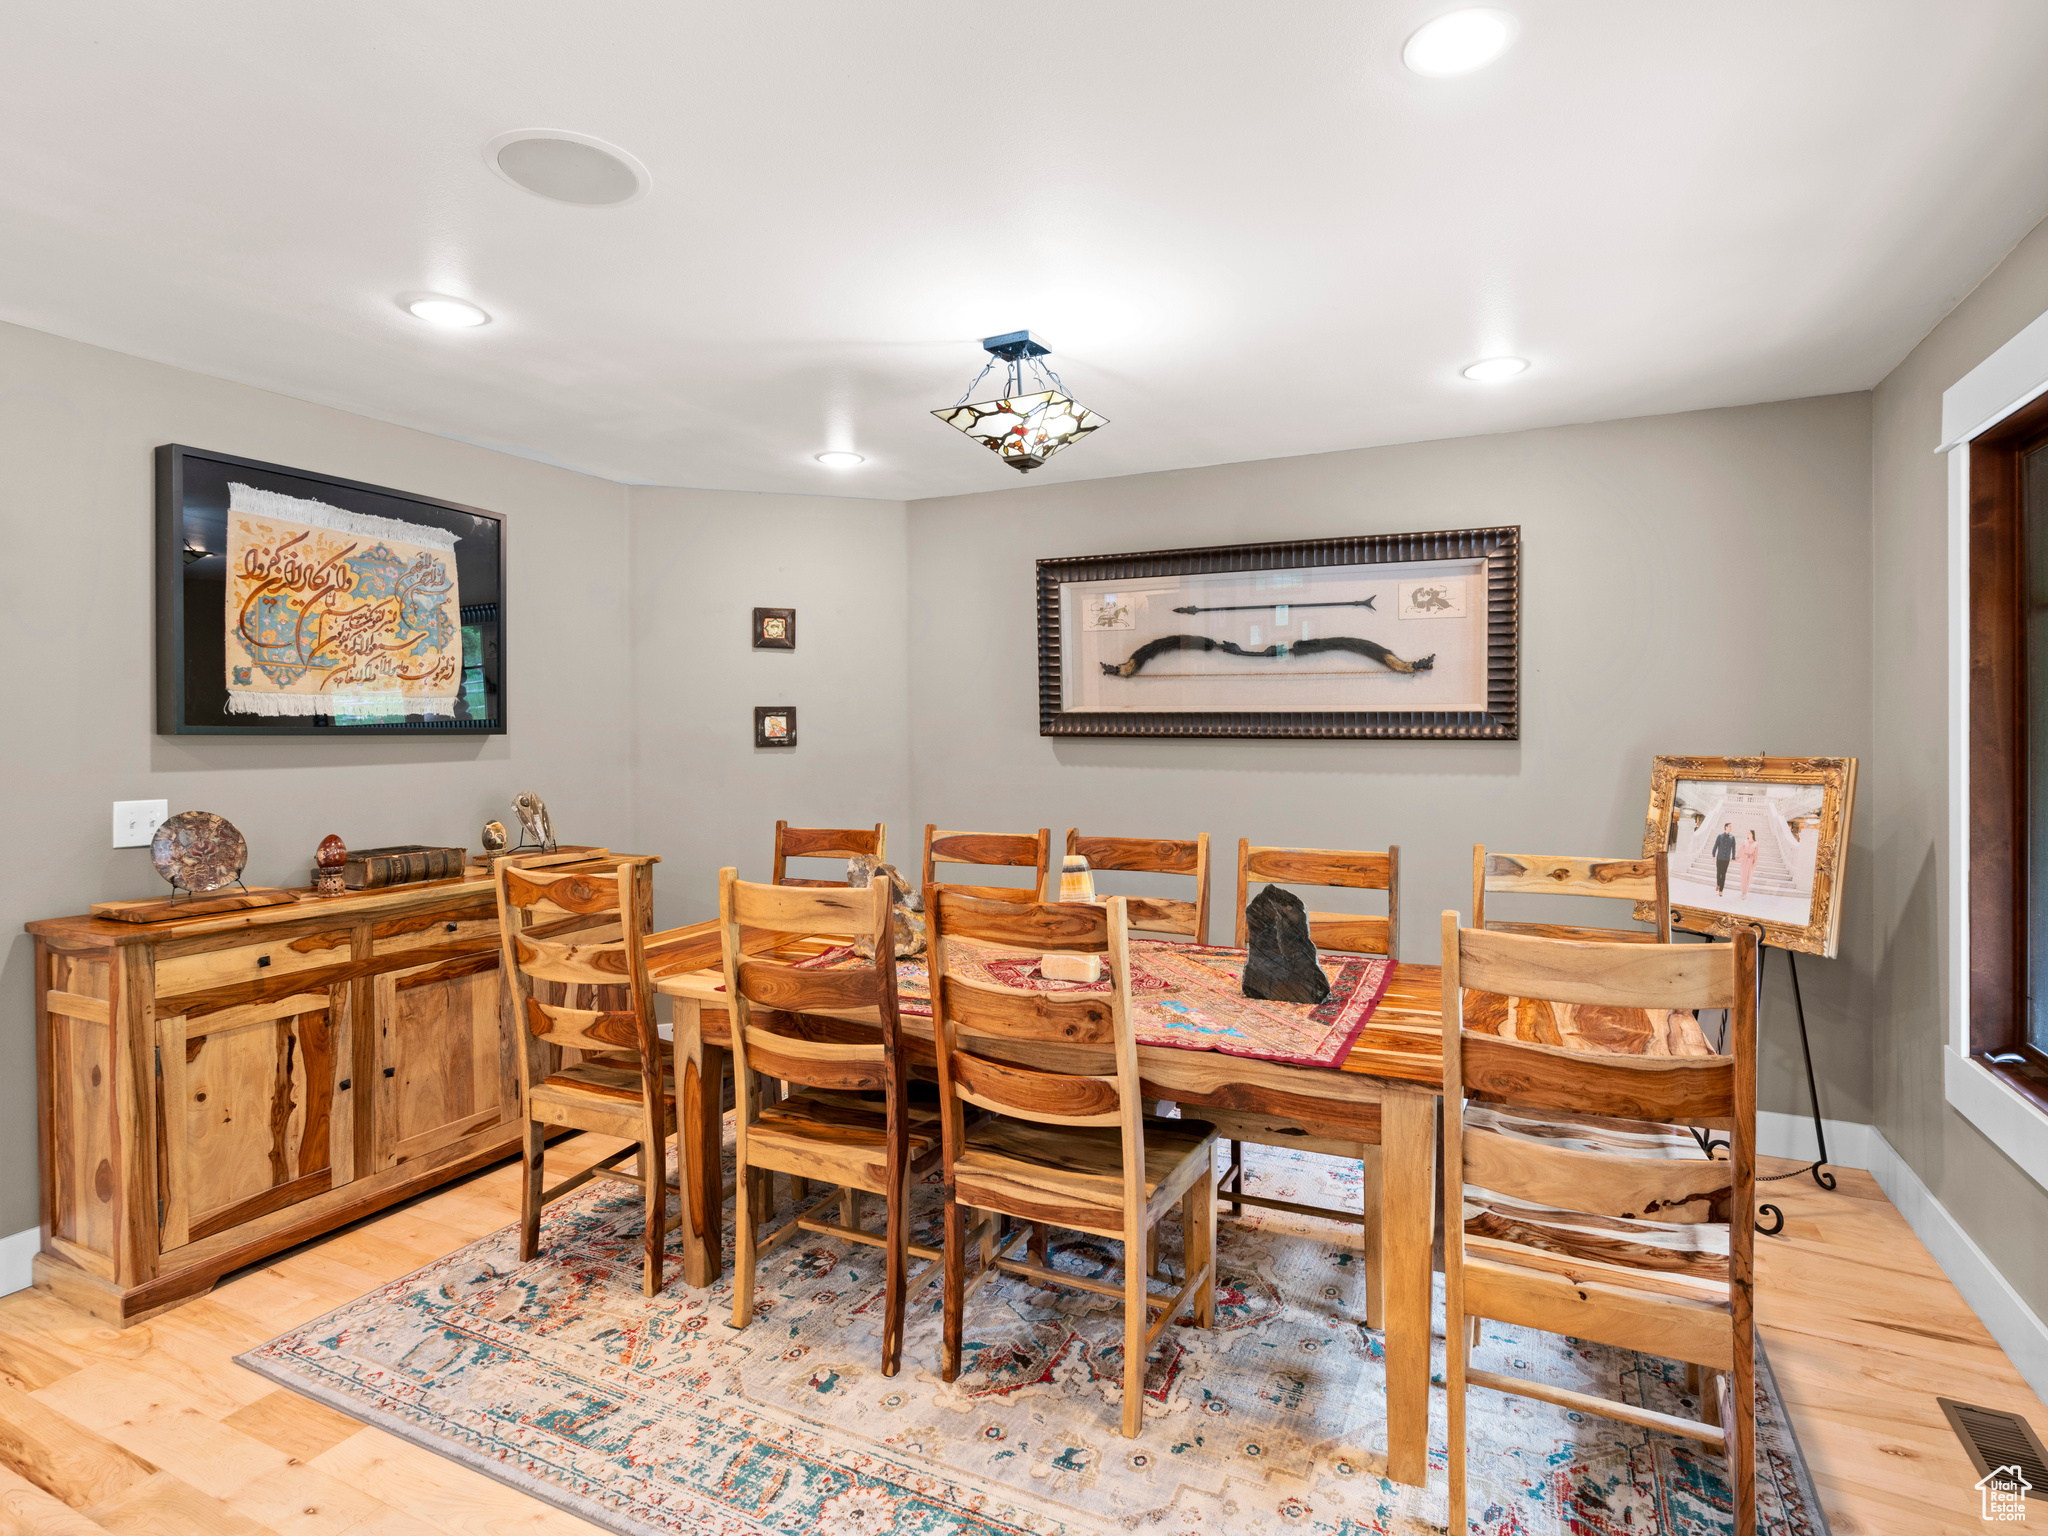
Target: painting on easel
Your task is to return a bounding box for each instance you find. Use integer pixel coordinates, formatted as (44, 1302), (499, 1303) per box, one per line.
(1640, 755), (1858, 957)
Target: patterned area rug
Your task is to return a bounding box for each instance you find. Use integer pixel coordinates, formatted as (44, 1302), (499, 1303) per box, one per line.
(239, 1134), (1825, 1536)
(786, 939), (1395, 1068)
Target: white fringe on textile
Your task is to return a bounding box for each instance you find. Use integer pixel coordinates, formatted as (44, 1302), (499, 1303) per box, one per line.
(227, 482), (459, 552)
(225, 691), (460, 717)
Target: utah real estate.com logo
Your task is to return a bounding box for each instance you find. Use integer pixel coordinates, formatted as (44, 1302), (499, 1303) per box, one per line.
(1978, 1464), (2032, 1522)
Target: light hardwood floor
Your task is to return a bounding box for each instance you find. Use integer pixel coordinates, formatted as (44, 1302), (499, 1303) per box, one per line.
(0, 1142), (2037, 1535)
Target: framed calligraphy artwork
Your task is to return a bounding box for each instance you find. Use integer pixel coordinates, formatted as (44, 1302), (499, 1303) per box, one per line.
(155, 445), (507, 735)
(1036, 527), (1519, 739)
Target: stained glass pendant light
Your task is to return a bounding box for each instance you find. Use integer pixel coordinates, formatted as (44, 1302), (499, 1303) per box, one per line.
(932, 331), (1107, 473)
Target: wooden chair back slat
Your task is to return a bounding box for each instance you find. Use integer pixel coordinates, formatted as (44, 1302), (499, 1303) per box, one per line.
(736, 959), (881, 1013)
(923, 825), (1052, 904)
(1305, 913), (1390, 954)
(772, 820), (887, 886)
(503, 863), (628, 917)
(1473, 846), (1672, 942)
(1458, 927), (1737, 1010)
(1065, 830), (1211, 943)
(950, 1052), (1124, 1126)
(943, 973), (1118, 1045)
(513, 931), (635, 987)
(741, 1023), (888, 1092)
(925, 894), (1108, 952)
(1463, 1125), (1734, 1223)
(1234, 841), (1399, 956)
(524, 997), (645, 1053)
(1461, 1034), (1737, 1121)
(729, 881), (884, 938)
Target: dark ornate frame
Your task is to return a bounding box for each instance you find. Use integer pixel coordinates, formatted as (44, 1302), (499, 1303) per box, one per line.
(1035, 526), (1519, 739)
(752, 607), (796, 650)
(754, 705), (797, 748)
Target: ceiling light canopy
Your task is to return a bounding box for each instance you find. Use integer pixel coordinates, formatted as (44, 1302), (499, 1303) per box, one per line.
(403, 294), (491, 329)
(1461, 355), (1528, 382)
(1403, 9), (1515, 77)
(485, 129), (649, 206)
(932, 331), (1108, 474)
(815, 451), (865, 468)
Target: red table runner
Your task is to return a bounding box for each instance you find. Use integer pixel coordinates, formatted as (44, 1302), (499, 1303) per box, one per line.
(779, 939), (1393, 1070)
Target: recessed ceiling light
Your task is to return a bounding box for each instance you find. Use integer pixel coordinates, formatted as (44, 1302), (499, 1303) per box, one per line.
(1462, 356), (1528, 382)
(1403, 9), (1515, 77)
(485, 129), (649, 206)
(403, 294), (491, 329)
(815, 451), (865, 468)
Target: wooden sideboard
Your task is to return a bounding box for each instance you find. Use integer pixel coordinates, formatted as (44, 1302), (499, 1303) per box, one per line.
(28, 869), (532, 1326)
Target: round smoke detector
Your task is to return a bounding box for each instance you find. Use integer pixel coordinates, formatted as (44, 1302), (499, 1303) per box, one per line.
(484, 129), (649, 206)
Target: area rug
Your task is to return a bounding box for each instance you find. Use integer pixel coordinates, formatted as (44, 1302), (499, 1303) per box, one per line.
(784, 939), (1395, 1069)
(238, 1135), (1826, 1536)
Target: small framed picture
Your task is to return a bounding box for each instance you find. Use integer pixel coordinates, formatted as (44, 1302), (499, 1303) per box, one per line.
(753, 608), (796, 649)
(755, 706), (796, 747)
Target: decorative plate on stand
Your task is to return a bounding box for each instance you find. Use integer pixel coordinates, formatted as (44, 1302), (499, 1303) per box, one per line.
(150, 811), (248, 894)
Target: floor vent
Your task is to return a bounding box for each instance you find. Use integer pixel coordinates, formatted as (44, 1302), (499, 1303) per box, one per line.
(1939, 1397), (2048, 1499)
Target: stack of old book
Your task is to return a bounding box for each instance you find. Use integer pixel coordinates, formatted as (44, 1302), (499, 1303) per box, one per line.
(332, 845), (467, 891)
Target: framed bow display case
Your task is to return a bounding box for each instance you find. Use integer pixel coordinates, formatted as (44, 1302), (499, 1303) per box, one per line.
(1035, 526), (1519, 739)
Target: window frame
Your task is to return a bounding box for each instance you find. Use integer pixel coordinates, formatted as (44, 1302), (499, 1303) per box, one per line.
(1948, 304), (2048, 1193)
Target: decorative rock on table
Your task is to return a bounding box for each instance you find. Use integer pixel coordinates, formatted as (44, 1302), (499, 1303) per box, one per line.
(1241, 884), (1330, 1004)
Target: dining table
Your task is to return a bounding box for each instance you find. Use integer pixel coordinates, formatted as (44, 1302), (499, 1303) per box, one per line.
(639, 917), (1714, 1490)
(644, 922), (1450, 1487)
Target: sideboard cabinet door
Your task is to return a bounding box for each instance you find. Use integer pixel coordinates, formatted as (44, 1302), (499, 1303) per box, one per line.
(156, 986), (352, 1251)
(372, 955), (511, 1171)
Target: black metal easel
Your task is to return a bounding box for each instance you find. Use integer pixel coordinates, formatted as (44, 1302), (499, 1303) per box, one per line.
(1676, 917), (1833, 1236)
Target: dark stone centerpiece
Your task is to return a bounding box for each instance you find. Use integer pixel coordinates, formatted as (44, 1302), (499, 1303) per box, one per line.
(1241, 885), (1331, 1004)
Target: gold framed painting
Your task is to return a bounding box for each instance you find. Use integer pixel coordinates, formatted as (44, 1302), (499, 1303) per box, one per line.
(1638, 755), (1858, 957)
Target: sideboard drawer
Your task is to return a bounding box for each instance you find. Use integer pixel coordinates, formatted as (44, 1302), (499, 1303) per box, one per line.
(155, 929), (354, 997)
(369, 911), (499, 959)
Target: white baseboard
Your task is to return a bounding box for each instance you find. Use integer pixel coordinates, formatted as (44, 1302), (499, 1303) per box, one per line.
(1756, 1109), (1874, 1170)
(0, 1228), (37, 1299)
(1864, 1129), (2048, 1404)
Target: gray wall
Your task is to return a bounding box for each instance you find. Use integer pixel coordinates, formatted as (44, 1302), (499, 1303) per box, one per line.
(627, 487), (912, 929)
(0, 319), (636, 1237)
(909, 395), (1877, 1123)
(1871, 213), (2048, 1320)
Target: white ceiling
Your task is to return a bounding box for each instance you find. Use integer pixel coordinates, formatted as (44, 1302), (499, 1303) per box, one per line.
(6, 2), (2048, 500)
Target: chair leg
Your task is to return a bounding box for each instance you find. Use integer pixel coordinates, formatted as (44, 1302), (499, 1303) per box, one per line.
(1466, 1315), (1480, 1354)
(1227, 1138), (1244, 1216)
(942, 1197), (966, 1382)
(1358, 1142), (1383, 1328)
(841, 1185), (859, 1231)
(642, 1135), (665, 1298)
(1447, 1293), (1468, 1536)
(1182, 1172), (1216, 1328)
(1029, 1221), (1050, 1265)
(881, 1167), (908, 1378)
(1730, 1350), (1755, 1536)
(1686, 1361), (1701, 1398)
(1147, 1225), (1163, 1281)
(519, 1118), (546, 1263)
(731, 1159), (757, 1329)
(1121, 1230), (1148, 1438)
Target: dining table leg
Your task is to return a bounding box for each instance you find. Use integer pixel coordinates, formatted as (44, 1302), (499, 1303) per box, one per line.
(1379, 1083), (1437, 1488)
(677, 999), (728, 1288)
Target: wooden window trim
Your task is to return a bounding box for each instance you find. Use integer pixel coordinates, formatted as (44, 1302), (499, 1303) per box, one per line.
(1969, 386), (2048, 1117)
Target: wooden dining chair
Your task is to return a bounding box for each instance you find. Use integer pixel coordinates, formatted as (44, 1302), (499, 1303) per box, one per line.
(1440, 915), (1757, 1536)
(1473, 846), (1671, 941)
(1064, 829), (1211, 944)
(772, 821), (887, 887)
(496, 850), (683, 1295)
(928, 889), (1218, 1437)
(1208, 840), (1398, 1312)
(922, 824), (1051, 904)
(720, 868), (944, 1376)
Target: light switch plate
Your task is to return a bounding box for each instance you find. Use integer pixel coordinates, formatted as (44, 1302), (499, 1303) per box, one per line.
(113, 799), (169, 848)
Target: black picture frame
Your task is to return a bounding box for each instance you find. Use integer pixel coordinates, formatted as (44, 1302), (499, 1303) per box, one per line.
(755, 705), (797, 747)
(155, 445), (508, 736)
(1036, 526), (1519, 739)
(753, 607), (796, 649)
